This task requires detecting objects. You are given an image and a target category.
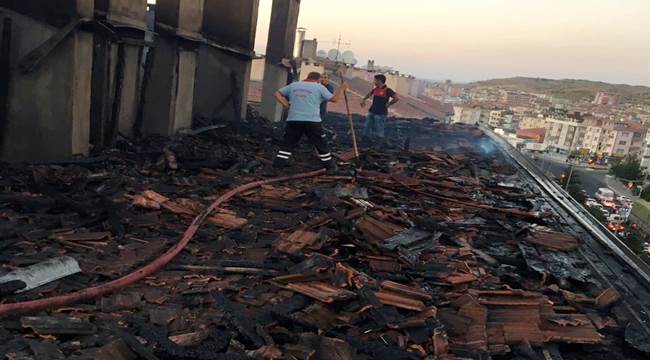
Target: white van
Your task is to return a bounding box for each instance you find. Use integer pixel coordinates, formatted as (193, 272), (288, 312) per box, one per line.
(595, 188), (615, 202)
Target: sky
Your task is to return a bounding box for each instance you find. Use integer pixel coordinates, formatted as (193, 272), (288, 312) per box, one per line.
(253, 0), (650, 86)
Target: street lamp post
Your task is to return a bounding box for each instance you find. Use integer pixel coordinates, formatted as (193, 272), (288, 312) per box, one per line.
(565, 159), (575, 192)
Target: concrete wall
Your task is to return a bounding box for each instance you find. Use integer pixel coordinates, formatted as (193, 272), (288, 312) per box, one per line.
(1, 0), (300, 159)
(384, 74), (398, 92)
(116, 45), (142, 137)
(298, 63), (325, 81)
(89, 0), (146, 145)
(0, 7), (93, 162)
(95, 0), (147, 28)
(141, 38), (181, 135)
(174, 50), (197, 131)
(0, 0), (90, 28)
(261, 0), (300, 122)
(301, 39), (317, 59)
(202, 0), (258, 50)
(140, 0), (203, 136)
(193, 0), (258, 123)
(250, 57), (265, 81)
(177, 0), (203, 37)
(452, 106), (481, 125)
(193, 46), (250, 123)
(409, 79), (426, 97)
(395, 76), (412, 96)
(155, 0), (204, 38)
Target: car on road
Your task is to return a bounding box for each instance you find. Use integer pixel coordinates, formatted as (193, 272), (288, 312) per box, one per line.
(618, 195), (632, 203)
(602, 200), (617, 209)
(607, 223), (626, 233)
(601, 209), (610, 218)
(595, 188), (615, 202)
(619, 208), (631, 219)
(590, 203), (604, 211)
(585, 198), (599, 207)
(644, 242), (650, 254)
(608, 214), (625, 224)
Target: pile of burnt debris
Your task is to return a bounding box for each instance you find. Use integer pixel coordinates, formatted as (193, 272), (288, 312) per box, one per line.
(0, 112), (647, 359)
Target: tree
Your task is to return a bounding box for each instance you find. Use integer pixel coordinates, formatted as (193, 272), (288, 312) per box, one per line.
(624, 230), (647, 254)
(625, 230), (650, 266)
(586, 205), (607, 223)
(569, 149), (582, 158)
(609, 155), (643, 181)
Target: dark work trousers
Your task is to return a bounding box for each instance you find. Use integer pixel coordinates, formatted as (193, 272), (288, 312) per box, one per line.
(275, 121), (333, 165)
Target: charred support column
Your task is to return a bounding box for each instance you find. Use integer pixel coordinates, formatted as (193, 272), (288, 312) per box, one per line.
(91, 0), (147, 148)
(141, 0), (202, 136)
(0, 1), (94, 162)
(192, 0), (258, 124)
(260, 0), (300, 122)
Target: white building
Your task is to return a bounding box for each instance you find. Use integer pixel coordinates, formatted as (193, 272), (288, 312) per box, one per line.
(583, 119), (646, 157)
(642, 131), (650, 170)
(452, 106), (481, 125)
(519, 115), (547, 130)
(543, 116), (586, 152)
(488, 110), (514, 130)
(582, 118), (605, 154)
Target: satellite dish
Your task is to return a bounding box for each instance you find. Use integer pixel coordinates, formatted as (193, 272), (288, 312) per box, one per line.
(317, 50), (327, 58)
(341, 51), (355, 64)
(327, 49), (340, 61)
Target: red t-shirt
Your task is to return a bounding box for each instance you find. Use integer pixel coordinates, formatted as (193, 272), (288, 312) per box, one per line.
(369, 85), (396, 115)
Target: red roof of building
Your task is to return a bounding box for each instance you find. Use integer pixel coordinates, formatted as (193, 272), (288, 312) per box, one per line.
(248, 77), (454, 120)
(517, 128), (546, 142)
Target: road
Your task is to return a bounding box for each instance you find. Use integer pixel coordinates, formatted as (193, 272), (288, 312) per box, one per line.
(528, 156), (608, 198)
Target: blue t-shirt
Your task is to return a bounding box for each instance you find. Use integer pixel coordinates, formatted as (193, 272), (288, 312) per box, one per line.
(279, 81), (334, 122)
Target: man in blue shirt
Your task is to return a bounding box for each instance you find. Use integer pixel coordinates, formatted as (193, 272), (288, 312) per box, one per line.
(273, 72), (347, 170)
(320, 73), (335, 119)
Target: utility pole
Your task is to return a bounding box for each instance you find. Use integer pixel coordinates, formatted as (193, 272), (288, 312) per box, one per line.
(334, 35), (351, 61)
(565, 163), (574, 191)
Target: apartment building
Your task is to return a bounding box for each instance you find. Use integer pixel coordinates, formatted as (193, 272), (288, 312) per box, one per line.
(502, 91), (537, 108)
(452, 105), (481, 125)
(593, 92), (620, 106)
(542, 116), (586, 152)
(488, 110), (514, 130)
(582, 119), (646, 157)
(642, 132), (650, 169)
(604, 121), (646, 157)
(582, 118), (605, 154)
(519, 115), (547, 130)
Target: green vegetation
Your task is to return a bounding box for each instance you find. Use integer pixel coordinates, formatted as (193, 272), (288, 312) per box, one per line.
(623, 230), (650, 264)
(586, 206), (607, 223)
(569, 149), (582, 158)
(609, 155), (643, 181)
(469, 77), (650, 105)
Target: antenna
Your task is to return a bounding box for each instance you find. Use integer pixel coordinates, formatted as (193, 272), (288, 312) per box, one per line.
(320, 34), (352, 62)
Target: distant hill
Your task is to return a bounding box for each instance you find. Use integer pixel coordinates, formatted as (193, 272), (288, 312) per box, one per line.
(469, 77), (650, 105)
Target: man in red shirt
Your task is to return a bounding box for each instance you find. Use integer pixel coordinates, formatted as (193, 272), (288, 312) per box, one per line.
(360, 74), (399, 143)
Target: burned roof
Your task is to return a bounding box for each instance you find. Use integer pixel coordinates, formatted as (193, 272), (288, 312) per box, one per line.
(0, 113), (648, 359)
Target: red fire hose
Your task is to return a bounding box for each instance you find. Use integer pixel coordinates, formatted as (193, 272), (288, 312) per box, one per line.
(0, 169), (325, 317)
